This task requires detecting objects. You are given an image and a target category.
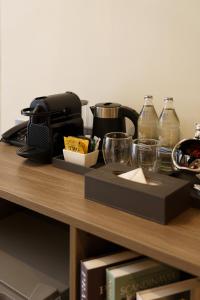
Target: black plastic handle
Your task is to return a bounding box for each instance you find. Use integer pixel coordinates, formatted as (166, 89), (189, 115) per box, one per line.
(21, 108), (50, 117)
(21, 107), (60, 117)
(121, 106), (139, 138)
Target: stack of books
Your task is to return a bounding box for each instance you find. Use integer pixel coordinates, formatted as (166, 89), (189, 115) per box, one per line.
(80, 250), (200, 300)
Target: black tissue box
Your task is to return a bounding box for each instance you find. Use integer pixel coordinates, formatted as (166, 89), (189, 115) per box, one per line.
(85, 164), (191, 224)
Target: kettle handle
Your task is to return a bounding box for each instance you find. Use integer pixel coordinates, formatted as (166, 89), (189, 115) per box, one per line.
(121, 106), (139, 139)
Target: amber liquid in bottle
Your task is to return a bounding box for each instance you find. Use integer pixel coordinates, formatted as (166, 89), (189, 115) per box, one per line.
(159, 97), (180, 172)
(138, 95), (159, 139)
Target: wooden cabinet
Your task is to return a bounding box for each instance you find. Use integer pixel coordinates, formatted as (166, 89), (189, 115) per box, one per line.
(0, 143), (200, 299)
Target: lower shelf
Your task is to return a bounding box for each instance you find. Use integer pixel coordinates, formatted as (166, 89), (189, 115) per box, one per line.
(0, 210), (69, 300)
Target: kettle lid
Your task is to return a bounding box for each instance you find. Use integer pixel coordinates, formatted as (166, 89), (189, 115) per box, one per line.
(95, 102), (121, 108)
(94, 102), (121, 118)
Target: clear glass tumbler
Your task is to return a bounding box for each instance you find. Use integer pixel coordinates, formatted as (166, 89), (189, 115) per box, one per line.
(102, 132), (132, 165)
(132, 139), (160, 172)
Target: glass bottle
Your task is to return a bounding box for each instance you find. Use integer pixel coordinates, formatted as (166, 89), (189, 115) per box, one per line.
(194, 122), (200, 139)
(137, 95), (159, 139)
(159, 97), (180, 172)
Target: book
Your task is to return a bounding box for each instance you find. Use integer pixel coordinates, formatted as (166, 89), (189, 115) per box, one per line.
(136, 277), (200, 300)
(80, 250), (141, 300)
(106, 258), (181, 300)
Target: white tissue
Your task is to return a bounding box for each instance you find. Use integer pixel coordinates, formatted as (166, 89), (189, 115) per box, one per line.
(118, 168), (147, 184)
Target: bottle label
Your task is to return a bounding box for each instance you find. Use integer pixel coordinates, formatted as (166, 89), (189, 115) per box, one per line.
(159, 147), (173, 172)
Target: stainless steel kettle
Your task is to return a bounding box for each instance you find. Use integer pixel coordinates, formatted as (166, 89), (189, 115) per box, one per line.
(90, 102), (138, 140)
(172, 123), (200, 173)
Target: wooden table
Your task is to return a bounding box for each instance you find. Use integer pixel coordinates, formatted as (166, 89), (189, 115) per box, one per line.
(0, 143), (200, 299)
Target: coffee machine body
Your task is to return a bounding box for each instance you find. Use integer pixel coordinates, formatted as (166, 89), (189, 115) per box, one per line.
(17, 92), (83, 162)
(90, 102), (138, 141)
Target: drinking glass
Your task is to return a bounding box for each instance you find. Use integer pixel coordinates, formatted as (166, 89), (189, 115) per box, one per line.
(132, 139), (160, 172)
(102, 132), (132, 165)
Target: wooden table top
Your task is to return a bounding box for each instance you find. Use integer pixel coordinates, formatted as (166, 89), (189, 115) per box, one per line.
(0, 143), (200, 276)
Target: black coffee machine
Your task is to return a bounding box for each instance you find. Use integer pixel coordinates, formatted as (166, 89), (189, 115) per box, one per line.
(90, 102), (139, 141)
(17, 92), (84, 162)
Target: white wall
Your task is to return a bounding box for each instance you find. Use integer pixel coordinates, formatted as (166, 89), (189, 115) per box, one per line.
(1, 0), (200, 137)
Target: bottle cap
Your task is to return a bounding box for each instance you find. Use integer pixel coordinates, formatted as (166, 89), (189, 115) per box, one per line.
(144, 95), (153, 99)
(195, 123), (200, 130)
(164, 97), (173, 101)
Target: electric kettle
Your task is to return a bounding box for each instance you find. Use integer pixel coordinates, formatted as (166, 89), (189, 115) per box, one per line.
(90, 102), (139, 140)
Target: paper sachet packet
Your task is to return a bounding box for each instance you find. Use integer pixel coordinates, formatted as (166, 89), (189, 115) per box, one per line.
(64, 136), (101, 154)
(64, 136), (89, 154)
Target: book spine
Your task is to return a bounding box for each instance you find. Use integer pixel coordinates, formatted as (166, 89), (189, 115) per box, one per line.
(80, 263), (88, 300)
(131, 268), (180, 292)
(106, 269), (114, 300)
